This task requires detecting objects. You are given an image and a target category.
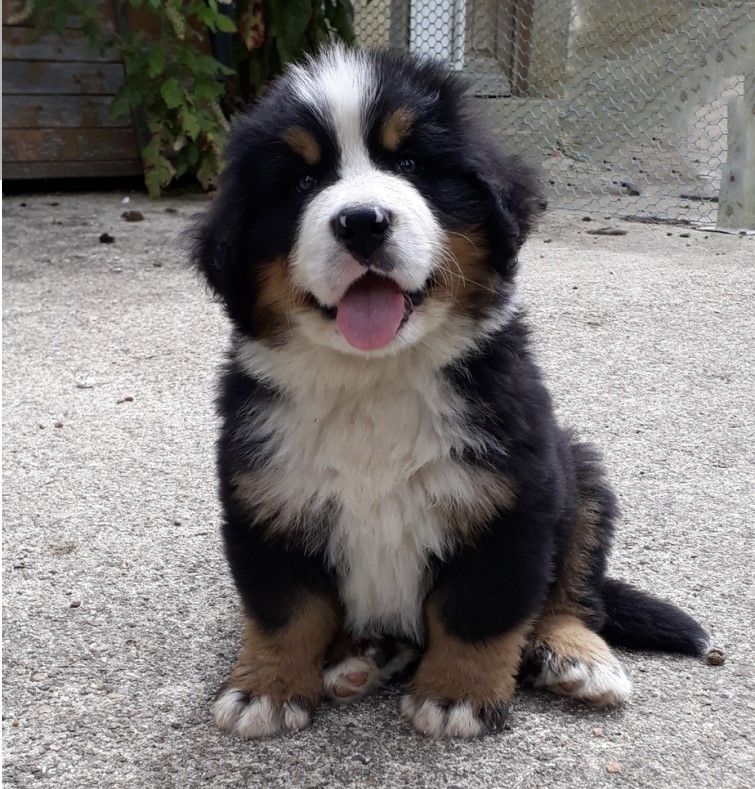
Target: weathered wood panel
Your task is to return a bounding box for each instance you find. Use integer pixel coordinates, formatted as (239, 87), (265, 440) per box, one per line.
(1, 0), (157, 178)
(2, 159), (143, 178)
(3, 95), (130, 128)
(3, 128), (139, 163)
(3, 61), (125, 95)
(2, 0), (116, 29)
(2, 26), (120, 62)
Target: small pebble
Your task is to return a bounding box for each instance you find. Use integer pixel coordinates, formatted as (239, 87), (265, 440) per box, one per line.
(117, 395), (135, 404)
(54, 421), (64, 428)
(121, 210), (144, 222)
(69, 601), (81, 609)
(606, 762), (623, 775)
(111, 267), (123, 273)
(99, 232), (115, 244)
(679, 232), (690, 238)
(581, 216), (592, 221)
(543, 238), (552, 243)
(706, 646), (726, 666)
(153, 261), (162, 268)
(122, 196), (130, 204)
(592, 727), (604, 737)
(164, 207), (178, 214)
(32, 673), (46, 682)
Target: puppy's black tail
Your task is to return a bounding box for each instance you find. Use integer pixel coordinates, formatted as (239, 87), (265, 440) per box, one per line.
(600, 578), (709, 656)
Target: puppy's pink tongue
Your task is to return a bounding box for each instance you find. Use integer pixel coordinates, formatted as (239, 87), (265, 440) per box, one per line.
(336, 273), (406, 350)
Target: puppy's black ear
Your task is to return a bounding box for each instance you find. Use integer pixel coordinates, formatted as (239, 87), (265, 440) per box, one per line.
(475, 148), (544, 270)
(189, 196), (234, 302)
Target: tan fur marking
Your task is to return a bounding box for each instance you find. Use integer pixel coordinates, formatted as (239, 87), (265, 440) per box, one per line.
(282, 126), (320, 165)
(254, 256), (309, 339)
(544, 493), (602, 620)
(227, 594), (340, 706)
(430, 228), (498, 315)
(410, 598), (530, 705)
(530, 613), (614, 666)
(232, 462), (514, 536)
(380, 107), (414, 151)
(407, 462), (516, 541)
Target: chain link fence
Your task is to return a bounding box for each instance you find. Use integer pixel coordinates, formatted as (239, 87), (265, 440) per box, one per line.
(354, 0), (755, 228)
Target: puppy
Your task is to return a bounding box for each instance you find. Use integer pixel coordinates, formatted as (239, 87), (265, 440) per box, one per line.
(192, 46), (709, 740)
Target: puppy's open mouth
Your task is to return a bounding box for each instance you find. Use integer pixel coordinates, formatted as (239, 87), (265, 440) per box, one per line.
(311, 271), (426, 351)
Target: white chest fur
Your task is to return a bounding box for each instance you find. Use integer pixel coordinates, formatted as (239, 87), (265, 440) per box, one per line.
(235, 338), (500, 639)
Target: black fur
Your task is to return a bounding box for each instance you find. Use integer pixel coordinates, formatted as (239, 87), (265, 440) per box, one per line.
(601, 579), (710, 656)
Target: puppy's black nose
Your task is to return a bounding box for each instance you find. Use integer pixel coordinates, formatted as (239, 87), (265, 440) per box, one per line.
(331, 206), (391, 261)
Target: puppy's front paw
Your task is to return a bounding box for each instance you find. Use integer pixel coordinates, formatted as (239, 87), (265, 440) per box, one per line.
(400, 694), (510, 739)
(213, 688), (312, 739)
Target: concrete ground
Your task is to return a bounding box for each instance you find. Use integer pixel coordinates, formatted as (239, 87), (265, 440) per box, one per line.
(2, 193), (753, 788)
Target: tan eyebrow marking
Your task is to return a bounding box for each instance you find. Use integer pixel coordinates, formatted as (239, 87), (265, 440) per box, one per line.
(380, 107), (415, 151)
(282, 127), (321, 166)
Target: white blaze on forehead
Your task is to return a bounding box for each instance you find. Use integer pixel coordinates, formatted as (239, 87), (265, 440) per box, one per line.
(288, 46), (376, 173)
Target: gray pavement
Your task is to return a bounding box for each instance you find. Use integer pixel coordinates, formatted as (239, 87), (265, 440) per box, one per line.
(2, 193), (754, 788)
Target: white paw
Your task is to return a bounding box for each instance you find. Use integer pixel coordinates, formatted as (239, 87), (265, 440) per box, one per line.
(400, 695), (506, 739)
(212, 689), (311, 739)
(535, 654), (632, 707)
(323, 656), (381, 703)
(323, 643), (415, 704)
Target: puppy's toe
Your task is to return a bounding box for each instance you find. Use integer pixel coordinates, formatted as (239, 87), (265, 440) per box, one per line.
(400, 694), (509, 739)
(213, 688), (311, 739)
(534, 651), (632, 707)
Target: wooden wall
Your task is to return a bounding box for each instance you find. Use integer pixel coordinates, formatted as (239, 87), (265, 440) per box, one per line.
(2, 0), (143, 179)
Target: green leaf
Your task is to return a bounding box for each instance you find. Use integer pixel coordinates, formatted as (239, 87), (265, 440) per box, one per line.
(147, 41), (166, 79)
(269, 0), (312, 62)
(213, 14), (237, 33)
(160, 78), (183, 110)
(326, 0), (355, 43)
(181, 109), (200, 140)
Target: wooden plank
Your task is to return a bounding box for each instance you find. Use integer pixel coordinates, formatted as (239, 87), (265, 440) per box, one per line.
(2, 159), (143, 179)
(3, 127), (139, 162)
(2, 0), (116, 29)
(2, 26), (120, 62)
(2, 60), (125, 95)
(3, 94), (130, 129)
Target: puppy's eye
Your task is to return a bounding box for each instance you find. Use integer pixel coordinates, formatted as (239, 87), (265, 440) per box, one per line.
(297, 173), (318, 193)
(396, 157), (418, 175)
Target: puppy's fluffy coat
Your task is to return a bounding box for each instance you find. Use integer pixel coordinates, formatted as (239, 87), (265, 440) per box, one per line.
(192, 46), (709, 740)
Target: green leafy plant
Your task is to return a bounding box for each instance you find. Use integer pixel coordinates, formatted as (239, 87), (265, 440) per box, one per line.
(30, 1), (355, 196)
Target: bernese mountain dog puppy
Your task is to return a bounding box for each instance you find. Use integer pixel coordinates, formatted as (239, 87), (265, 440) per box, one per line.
(192, 46), (709, 740)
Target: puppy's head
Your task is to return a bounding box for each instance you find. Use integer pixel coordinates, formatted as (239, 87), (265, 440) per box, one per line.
(193, 46), (541, 357)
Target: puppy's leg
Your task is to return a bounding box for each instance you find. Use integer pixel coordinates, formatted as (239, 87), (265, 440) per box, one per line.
(401, 505), (552, 739)
(401, 599), (530, 739)
(214, 517), (339, 739)
(522, 614), (631, 706)
(521, 442), (630, 706)
(323, 636), (417, 704)
(214, 594), (339, 739)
